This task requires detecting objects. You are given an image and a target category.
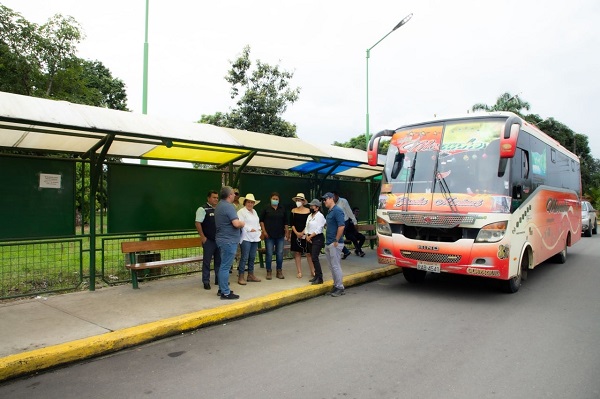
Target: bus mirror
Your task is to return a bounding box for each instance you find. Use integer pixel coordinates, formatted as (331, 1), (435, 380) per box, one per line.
(367, 129), (395, 166)
(367, 136), (380, 166)
(500, 123), (520, 158)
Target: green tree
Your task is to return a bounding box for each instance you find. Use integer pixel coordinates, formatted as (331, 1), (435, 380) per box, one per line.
(472, 92), (531, 117)
(0, 4), (41, 95)
(199, 45), (300, 137)
(37, 13), (84, 96)
(0, 5), (128, 110)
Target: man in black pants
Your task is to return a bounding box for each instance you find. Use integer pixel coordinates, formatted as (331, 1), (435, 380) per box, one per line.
(346, 207), (366, 257)
(195, 190), (221, 290)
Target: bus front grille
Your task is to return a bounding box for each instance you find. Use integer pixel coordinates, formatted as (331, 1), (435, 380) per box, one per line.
(400, 250), (462, 264)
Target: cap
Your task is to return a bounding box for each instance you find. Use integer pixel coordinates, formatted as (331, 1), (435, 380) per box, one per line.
(321, 192), (335, 200)
(308, 199), (321, 207)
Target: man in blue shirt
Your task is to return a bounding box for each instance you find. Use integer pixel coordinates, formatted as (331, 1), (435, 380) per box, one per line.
(321, 192), (346, 297)
(215, 186), (245, 300)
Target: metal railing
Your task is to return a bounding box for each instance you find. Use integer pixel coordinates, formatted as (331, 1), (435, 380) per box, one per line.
(0, 238), (84, 299)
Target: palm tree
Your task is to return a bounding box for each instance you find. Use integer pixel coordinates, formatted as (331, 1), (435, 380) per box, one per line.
(472, 92), (531, 117)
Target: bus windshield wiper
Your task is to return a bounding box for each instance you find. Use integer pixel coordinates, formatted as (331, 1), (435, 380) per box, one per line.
(436, 171), (458, 213)
(403, 153), (417, 211)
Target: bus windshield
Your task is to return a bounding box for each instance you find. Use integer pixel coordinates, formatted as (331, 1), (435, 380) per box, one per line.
(382, 119), (510, 212)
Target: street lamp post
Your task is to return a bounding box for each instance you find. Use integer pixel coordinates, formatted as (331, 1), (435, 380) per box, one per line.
(365, 13), (413, 146)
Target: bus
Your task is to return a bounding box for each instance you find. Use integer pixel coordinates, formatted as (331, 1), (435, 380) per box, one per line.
(367, 112), (582, 292)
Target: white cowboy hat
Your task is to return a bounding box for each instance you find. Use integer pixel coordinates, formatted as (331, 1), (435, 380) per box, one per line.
(240, 193), (260, 205)
(292, 193), (307, 202)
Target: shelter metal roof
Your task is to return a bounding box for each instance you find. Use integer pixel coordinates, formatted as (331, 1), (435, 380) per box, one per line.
(0, 91), (382, 179)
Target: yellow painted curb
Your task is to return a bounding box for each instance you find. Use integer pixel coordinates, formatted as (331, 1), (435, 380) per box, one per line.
(0, 265), (400, 382)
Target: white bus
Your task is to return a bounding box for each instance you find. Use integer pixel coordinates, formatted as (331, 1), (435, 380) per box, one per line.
(367, 112), (582, 292)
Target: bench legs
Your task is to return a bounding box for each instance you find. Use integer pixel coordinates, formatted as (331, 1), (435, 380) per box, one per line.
(131, 270), (140, 289)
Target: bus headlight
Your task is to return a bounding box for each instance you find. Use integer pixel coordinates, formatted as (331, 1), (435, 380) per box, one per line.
(475, 221), (507, 243)
(377, 216), (392, 236)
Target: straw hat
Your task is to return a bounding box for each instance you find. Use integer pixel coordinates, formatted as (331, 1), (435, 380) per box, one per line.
(292, 193), (307, 202)
(240, 193), (260, 205)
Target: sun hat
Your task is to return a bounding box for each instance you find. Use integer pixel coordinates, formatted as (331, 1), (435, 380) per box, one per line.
(292, 193), (307, 202)
(240, 193), (260, 205)
(308, 199), (321, 207)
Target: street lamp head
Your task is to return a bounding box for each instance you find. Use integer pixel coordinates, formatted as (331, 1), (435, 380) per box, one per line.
(393, 13), (413, 31)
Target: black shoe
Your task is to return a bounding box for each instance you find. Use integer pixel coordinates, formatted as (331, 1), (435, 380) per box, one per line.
(330, 288), (345, 297)
(216, 289), (221, 296)
(309, 276), (318, 283)
(220, 292), (240, 300)
(359, 251), (365, 257)
(203, 282), (211, 290)
(311, 278), (323, 285)
(342, 252), (350, 260)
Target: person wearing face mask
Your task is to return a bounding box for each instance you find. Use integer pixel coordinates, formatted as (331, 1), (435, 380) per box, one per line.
(290, 193), (315, 279)
(259, 192), (290, 279)
(304, 199), (326, 285)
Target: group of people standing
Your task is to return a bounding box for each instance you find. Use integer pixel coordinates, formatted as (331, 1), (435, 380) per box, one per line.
(195, 187), (365, 300)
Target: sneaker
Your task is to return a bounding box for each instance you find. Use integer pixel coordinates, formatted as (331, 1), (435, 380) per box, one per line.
(342, 252), (350, 260)
(216, 289), (221, 296)
(311, 278), (323, 285)
(220, 292), (240, 300)
(203, 282), (211, 290)
(359, 251), (365, 257)
(330, 288), (345, 297)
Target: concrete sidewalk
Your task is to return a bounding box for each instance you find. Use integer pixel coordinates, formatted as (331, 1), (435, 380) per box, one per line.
(0, 249), (400, 382)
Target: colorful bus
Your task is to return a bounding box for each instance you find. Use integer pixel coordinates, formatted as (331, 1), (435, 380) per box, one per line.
(367, 112), (582, 292)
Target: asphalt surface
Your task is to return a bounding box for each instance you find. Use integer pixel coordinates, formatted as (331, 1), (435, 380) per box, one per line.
(0, 248), (399, 382)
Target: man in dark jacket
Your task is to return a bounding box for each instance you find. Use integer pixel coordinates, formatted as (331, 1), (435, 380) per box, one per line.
(195, 190), (220, 290)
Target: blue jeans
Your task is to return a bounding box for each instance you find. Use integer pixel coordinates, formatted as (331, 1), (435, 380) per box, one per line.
(264, 236), (284, 271)
(217, 242), (237, 295)
(202, 239), (221, 284)
(238, 240), (258, 274)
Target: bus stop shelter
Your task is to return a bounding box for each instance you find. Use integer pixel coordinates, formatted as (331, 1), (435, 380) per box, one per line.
(0, 91), (383, 297)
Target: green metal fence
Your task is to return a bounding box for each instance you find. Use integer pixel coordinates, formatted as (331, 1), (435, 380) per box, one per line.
(0, 238), (84, 299)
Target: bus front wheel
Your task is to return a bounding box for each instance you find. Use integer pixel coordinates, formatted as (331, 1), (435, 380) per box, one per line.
(402, 268), (427, 283)
(504, 252), (527, 293)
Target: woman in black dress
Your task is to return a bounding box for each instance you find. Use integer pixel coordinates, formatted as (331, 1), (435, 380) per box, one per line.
(290, 193), (315, 278)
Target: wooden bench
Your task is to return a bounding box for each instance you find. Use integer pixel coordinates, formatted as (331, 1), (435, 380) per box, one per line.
(345, 223), (378, 250)
(121, 237), (202, 289)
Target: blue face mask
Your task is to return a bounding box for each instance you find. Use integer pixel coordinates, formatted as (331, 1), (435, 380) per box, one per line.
(271, 199), (279, 206)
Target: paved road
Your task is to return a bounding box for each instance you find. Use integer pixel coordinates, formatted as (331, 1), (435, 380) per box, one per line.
(2, 239), (599, 398)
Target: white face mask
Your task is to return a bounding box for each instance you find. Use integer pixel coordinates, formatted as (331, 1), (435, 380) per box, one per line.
(295, 201), (303, 208)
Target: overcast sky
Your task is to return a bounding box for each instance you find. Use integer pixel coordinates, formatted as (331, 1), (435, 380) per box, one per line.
(4, 0), (600, 158)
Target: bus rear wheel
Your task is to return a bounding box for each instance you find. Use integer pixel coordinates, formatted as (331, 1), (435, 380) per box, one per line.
(553, 239), (568, 264)
(402, 268), (427, 283)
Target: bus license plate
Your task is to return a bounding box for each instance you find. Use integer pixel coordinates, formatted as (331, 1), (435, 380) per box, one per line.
(417, 261), (441, 273)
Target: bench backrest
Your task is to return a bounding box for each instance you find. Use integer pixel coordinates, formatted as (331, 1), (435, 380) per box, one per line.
(121, 237), (202, 253)
(356, 224), (375, 232)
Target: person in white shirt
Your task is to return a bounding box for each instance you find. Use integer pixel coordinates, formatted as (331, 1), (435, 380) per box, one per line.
(236, 193), (262, 285)
(304, 199), (327, 285)
(333, 191), (358, 259)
